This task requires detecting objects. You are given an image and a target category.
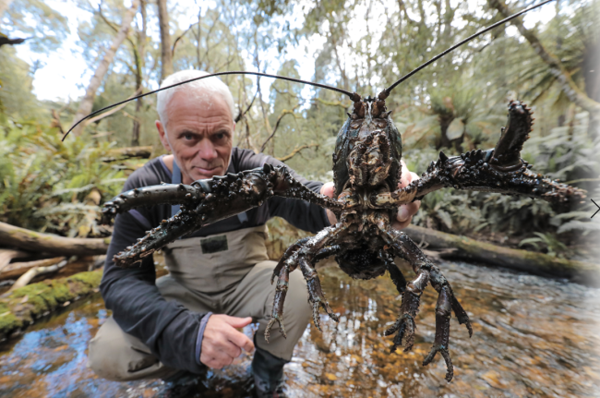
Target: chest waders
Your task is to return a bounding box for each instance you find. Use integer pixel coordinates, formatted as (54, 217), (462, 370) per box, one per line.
(88, 159), (311, 383)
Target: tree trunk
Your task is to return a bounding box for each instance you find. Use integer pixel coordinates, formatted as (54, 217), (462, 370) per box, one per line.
(70, 0), (140, 137)
(131, 0), (147, 147)
(157, 0), (173, 81)
(488, 0), (600, 139)
(0, 222), (109, 256)
(438, 113), (454, 149)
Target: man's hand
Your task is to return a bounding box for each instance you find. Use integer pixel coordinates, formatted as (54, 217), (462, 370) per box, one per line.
(320, 160), (421, 229)
(200, 314), (255, 369)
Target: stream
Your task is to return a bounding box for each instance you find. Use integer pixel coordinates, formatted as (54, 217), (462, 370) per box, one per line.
(1, 259), (599, 397)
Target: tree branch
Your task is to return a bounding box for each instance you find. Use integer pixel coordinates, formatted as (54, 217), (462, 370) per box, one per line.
(71, 0), (140, 136)
(488, 0), (600, 115)
(276, 143), (319, 162)
(259, 108), (298, 153)
(0, 221), (109, 256)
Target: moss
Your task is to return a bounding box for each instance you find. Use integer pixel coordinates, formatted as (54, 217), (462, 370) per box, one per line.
(0, 312), (21, 334)
(0, 268), (104, 341)
(70, 270), (103, 287)
(48, 280), (72, 303)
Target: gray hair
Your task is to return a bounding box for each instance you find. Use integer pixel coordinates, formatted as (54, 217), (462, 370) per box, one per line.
(156, 70), (236, 128)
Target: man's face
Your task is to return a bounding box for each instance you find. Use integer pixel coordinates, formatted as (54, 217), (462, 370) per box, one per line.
(157, 90), (235, 184)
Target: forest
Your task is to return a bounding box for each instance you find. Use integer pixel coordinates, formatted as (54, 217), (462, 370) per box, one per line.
(1, 0), (598, 258)
(0, 0), (599, 396)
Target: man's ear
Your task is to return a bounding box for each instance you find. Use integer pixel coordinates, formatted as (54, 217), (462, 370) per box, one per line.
(156, 120), (171, 152)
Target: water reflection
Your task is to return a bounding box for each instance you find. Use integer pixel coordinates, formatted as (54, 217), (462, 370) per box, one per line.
(1, 259), (599, 397)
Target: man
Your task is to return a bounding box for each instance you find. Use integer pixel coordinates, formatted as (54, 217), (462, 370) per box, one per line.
(88, 70), (420, 397)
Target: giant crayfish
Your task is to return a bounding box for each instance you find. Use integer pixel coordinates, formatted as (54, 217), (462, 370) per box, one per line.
(64, 0), (585, 382)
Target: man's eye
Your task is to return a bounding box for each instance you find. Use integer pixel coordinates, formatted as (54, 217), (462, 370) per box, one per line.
(183, 133), (194, 140)
(214, 132), (228, 141)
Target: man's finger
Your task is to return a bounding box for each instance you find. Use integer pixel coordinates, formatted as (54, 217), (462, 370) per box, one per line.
(397, 206), (410, 223)
(320, 182), (335, 198)
(225, 328), (255, 354)
(222, 315), (253, 329)
(392, 216), (412, 230)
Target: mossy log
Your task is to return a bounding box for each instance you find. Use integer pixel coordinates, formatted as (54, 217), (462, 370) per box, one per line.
(0, 221), (110, 256)
(403, 225), (600, 285)
(104, 145), (153, 161)
(0, 269), (102, 341)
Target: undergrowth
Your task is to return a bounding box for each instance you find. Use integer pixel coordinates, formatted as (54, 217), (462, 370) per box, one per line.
(0, 120), (134, 237)
(404, 112), (598, 258)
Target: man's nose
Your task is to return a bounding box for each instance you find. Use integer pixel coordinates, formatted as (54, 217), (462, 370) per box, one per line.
(197, 139), (218, 162)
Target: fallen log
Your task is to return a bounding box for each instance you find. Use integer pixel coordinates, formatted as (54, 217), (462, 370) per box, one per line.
(0, 269), (102, 341)
(403, 225), (600, 285)
(8, 259), (68, 292)
(0, 249), (30, 272)
(104, 145), (153, 161)
(0, 257), (66, 281)
(0, 221), (110, 256)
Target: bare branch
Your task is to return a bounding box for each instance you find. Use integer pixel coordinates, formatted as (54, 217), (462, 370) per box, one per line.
(276, 143), (319, 162)
(235, 90), (258, 123)
(488, 0), (600, 115)
(260, 108), (299, 153)
(84, 87), (142, 126)
(172, 21), (200, 57)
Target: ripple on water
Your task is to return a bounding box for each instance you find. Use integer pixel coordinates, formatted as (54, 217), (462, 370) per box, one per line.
(0, 259), (599, 397)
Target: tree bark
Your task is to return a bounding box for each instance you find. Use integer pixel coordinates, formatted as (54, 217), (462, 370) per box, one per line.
(8, 259), (68, 292)
(0, 222), (109, 256)
(0, 257), (65, 281)
(488, 0), (600, 133)
(0, 250), (30, 272)
(131, 0), (147, 146)
(70, 0), (140, 137)
(157, 0), (173, 81)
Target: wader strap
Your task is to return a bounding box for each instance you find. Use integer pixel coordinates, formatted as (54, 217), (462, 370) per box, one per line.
(171, 159), (181, 217)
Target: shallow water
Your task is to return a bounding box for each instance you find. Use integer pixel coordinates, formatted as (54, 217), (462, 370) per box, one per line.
(1, 259), (599, 398)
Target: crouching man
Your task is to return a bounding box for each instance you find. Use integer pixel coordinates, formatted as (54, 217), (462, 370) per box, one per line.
(88, 70), (420, 397)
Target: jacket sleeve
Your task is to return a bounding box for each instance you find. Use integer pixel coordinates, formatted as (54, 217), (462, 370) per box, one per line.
(100, 188), (207, 374)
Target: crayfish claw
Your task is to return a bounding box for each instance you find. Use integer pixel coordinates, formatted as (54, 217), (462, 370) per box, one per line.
(423, 344), (454, 382)
(386, 314), (416, 353)
(264, 316), (287, 344)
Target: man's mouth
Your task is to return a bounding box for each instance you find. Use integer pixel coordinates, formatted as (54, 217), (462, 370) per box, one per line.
(193, 165), (222, 174)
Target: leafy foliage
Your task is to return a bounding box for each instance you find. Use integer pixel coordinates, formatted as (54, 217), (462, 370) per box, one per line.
(0, 120), (129, 237)
(0, 0), (596, 258)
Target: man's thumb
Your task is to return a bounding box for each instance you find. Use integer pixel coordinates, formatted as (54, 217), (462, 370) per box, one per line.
(223, 315), (253, 328)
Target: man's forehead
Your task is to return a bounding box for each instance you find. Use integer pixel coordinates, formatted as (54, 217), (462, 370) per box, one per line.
(166, 89), (233, 120)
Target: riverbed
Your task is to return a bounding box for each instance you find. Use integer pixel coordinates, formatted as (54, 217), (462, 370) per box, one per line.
(1, 259), (599, 397)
